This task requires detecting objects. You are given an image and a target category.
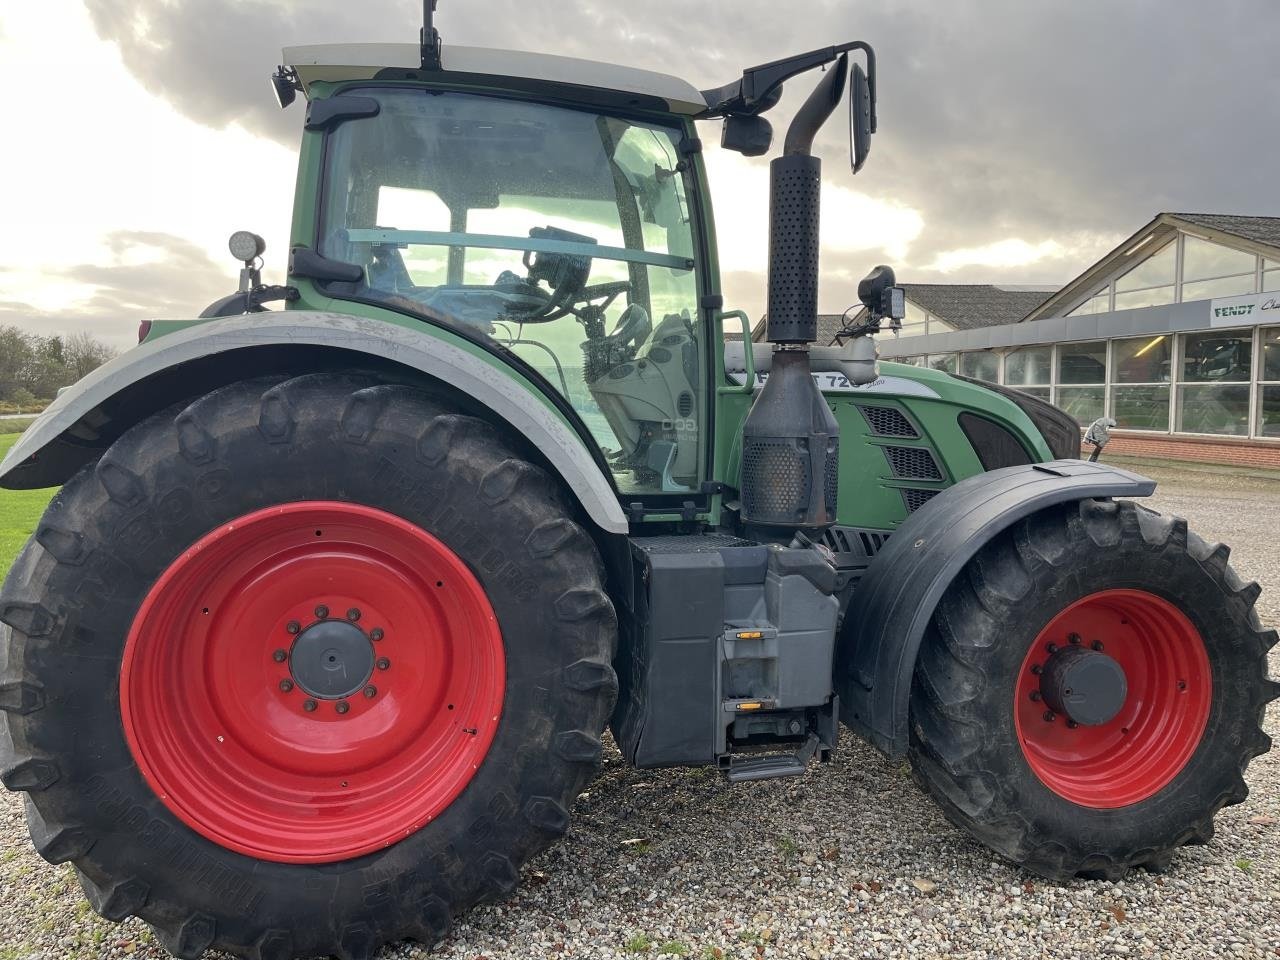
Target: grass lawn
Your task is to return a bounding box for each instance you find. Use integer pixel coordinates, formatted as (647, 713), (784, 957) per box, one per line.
(0, 433), (57, 581)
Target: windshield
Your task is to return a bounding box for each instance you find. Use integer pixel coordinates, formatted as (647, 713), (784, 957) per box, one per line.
(318, 89), (705, 496)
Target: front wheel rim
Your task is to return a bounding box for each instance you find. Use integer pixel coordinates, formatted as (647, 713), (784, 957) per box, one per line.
(120, 502), (505, 864)
(1013, 589), (1211, 809)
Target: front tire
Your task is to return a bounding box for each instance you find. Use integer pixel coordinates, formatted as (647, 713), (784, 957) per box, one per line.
(0, 373), (618, 958)
(909, 498), (1278, 880)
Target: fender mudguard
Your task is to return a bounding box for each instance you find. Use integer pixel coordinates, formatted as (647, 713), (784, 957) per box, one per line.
(0, 312), (629, 534)
(837, 459), (1156, 758)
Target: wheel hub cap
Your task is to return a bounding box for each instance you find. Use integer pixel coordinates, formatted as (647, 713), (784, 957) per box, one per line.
(1014, 589), (1211, 809)
(290, 620), (375, 700)
(1039, 646), (1128, 727)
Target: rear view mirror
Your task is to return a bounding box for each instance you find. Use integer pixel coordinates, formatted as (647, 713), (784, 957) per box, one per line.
(850, 63), (872, 173)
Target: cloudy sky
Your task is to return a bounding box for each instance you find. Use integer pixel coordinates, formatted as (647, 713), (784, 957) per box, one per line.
(1, 1), (1276, 348)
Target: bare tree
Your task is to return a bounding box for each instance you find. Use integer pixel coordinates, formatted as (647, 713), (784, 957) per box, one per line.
(63, 330), (119, 382)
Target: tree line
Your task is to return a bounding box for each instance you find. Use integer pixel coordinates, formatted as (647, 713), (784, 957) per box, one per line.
(0, 324), (118, 408)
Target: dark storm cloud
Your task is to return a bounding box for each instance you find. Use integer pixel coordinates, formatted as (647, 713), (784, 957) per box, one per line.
(1, 232), (236, 347)
(84, 0), (1279, 290)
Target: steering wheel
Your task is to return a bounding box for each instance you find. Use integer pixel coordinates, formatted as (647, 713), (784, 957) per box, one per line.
(505, 279), (633, 325)
(605, 303), (652, 355)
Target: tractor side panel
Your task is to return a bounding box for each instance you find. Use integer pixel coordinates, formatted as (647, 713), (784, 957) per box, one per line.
(835, 460), (1156, 760)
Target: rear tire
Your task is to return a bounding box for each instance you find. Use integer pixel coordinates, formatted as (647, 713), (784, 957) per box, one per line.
(909, 498), (1278, 880)
(0, 373), (618, 959)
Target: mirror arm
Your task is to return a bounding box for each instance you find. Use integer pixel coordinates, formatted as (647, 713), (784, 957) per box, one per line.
(700, 40), (877, 129)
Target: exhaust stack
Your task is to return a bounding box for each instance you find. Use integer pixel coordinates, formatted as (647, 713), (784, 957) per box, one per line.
(740, 57), (849, 538)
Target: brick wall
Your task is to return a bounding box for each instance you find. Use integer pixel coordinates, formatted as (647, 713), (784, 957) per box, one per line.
(1092, 433), (1280, 470)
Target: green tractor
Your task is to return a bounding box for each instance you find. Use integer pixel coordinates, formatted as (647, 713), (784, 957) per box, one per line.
(1, 6), (1275, 958)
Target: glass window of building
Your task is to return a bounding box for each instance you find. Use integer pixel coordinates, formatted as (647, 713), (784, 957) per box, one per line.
(1180, 330), (1252, 383)
(1067, 288), (1109, 317)
(1182, 274), (1257, 301)
(898, 301), (930, 338)
(1264, 260), (1280, 293)
(1113, 242), (1175, 310)
(1182, 237), (1257, 284)
(1259, 328), (1280, 438)
(1057, 341), (1107, 385)
(1111, 336), (1171, 431)
(1180, 238), (1257, 302)
(1056, 341), (1107, 425)
(959, 352), (999, 382)
(1004, 346), (1052, 388)
(1176, 331), (1252, 435)
(929, 355), (958, 375)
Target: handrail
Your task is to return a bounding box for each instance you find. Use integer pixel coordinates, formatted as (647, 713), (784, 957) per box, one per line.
(345, 228), (695, 272)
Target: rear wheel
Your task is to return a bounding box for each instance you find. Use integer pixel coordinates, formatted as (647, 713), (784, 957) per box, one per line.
(909, 498), (1278, 880)
(0, 373), (618, 959)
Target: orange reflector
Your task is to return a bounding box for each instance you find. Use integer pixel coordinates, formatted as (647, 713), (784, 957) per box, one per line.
(736, 631), (764, 640)
(736, 702), (763, 712)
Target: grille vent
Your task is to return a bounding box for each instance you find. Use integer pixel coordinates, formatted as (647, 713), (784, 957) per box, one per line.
(821, 527), (891, 557)
(858, 405), (918, 438)
(902, 489), (940, 514)
(884, 446), (943, 482)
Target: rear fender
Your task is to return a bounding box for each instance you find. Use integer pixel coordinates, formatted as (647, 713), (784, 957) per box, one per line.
(0, 312), (629, 534)
(837, 460), (1156, 758)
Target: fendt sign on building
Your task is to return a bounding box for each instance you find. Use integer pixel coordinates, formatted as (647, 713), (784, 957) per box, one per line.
(1211, 290), (1280, 326)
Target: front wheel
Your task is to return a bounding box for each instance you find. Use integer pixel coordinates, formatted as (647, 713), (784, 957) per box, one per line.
(0, 373), (618, 959)
(909, 498), (1278, 880)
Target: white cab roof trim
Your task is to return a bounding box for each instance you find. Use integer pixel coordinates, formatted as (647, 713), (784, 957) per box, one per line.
(283, 43), (707, 116)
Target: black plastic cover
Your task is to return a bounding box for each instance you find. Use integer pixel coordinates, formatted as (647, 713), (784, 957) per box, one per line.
(957, 412), (1033, 470)
(305, 95), (381, 130)
(954, 375), (1082, 461)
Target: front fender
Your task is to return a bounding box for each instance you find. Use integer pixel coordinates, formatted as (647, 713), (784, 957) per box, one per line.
(837, 459), (1156, 758)
(0, 312), (629, 535)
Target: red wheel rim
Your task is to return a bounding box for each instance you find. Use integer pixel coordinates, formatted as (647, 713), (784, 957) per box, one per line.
(1014, 589), (1211, 809)
(120, 502), (505, 864)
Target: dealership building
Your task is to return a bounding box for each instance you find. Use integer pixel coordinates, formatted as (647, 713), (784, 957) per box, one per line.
(853, 213), (1280, 467)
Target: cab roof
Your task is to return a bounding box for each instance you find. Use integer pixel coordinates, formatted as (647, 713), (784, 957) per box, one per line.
(282, 43), (709, 116)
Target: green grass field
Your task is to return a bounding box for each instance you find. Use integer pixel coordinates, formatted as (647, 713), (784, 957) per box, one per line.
(0, 433), (56, 581)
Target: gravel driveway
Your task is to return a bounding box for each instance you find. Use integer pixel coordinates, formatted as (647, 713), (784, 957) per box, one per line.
(2, 460), (1277, 960)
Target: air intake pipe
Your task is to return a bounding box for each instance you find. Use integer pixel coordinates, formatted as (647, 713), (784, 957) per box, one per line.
(740, 56), (849, 538)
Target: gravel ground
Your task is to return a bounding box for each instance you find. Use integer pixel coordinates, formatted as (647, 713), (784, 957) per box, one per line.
(2, 461), (1278, 960)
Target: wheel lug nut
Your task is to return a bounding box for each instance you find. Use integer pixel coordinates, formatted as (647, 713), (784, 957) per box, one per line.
(364, 686), (378, 699)
(1092, 640), (1104, 652)
(335, 701), (350, 715)
(1068, 633), (1081, 645)
(1030, 664), (1043, 676)
(303, 699), (318, 713)
(347, 608), (361, 622)
(286, 621), (301, 635)
(1043, 711), (1056, 723)
(272, 649), (287, 663)
(370, 628), (384, 642)
(315, 605), (329, 619)
(1067, 720), (1079, 729)
(1030, 691), (1042, 702)
(1046, 643), (1059, 655)
(279, 679), (294, 693)
(376, 657), (391, 671)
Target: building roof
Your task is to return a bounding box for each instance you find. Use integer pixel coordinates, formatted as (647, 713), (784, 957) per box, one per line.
(282, 43), (708, 115)
(1172, 213), (1280, 249)
(897, 284), (1055, 330)
(1025, 212), (1280, 323)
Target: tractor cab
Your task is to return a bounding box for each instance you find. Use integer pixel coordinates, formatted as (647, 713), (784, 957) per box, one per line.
(280, 43), (714, 494)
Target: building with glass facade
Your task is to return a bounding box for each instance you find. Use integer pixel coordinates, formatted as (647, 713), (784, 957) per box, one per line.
(873, 214), (1280, 467)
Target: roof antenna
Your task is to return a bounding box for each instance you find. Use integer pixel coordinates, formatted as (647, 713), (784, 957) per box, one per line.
(421, 0), (443, 70)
